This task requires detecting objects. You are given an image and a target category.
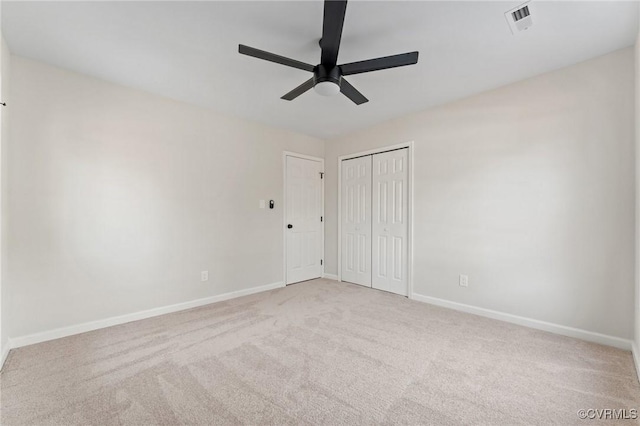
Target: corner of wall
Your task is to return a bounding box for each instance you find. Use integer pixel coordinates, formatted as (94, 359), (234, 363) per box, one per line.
(0, 33), (11, 370)
(634, 5), (640, 384)
(633, 342), (640, 384)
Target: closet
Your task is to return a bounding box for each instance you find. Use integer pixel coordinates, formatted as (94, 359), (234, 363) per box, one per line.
(340, 148), (409, 296)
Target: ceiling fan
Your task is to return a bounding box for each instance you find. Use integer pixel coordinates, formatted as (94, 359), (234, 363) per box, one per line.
(238, 0), (419, 105)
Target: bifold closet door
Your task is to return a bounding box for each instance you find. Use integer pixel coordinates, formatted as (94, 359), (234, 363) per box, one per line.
(372, 149), (408, 296)
(341, 155), (372, 287)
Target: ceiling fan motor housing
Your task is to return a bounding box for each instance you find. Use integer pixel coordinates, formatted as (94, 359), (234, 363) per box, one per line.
(313, 65), (341, 87)
(313, 65), (341, 96)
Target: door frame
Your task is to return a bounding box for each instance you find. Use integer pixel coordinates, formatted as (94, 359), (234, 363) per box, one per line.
(283, 151), (325, 286)
(337, 141), (414, 298)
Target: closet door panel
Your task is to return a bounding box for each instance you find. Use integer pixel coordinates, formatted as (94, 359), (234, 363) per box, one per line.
(341, 156), (372, 287)
(372, 149), (408, 296)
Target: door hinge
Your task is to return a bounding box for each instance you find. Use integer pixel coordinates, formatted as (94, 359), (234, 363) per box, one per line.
(320, 259), (323, 265)
(320, 172), (324, 179)
(321, 216), (323, 222)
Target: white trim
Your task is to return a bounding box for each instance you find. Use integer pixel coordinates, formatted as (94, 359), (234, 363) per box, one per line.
(411, 292), (633, 351)
(9, 281), (284, 350)
(283, 151), (325, 286)
(282, 151), (324, 163)
(0, 342), (10, 371)
(408, 143), (415, 300)
(337, 156), (341, 283)
(633, 342), (640, 384)
(337, 141), (414, 297)
(338, 142), (414, 161)
(323, 273), (339, 281)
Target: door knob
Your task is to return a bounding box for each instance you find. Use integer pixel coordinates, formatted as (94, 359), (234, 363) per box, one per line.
(287, 224), (293, 229)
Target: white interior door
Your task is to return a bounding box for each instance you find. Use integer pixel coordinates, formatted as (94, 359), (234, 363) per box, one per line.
(341, 156), (372, 287)
(372, 149), (409, 296)
(286, 155), (323, 285)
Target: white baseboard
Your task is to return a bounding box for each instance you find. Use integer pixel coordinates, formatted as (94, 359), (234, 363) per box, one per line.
(0, 341), (10, 371)
(9, 281), (284, 350)
(632, 342), (640, 384)
(322, 273), (338, 281)
(411, 293), (632, 351)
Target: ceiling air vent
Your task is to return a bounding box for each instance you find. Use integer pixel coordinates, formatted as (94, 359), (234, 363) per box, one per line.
(505, 2), (533, 34)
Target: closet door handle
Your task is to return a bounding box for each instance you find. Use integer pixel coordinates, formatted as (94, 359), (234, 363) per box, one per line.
(287, 224), (293, 229)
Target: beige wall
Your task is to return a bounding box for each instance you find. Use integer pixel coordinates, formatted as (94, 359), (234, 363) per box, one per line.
(5, 46), (637, 346)
(0, 37), (9, 355)
(325, 48), (635, 340)
(7, 56), (323, 338)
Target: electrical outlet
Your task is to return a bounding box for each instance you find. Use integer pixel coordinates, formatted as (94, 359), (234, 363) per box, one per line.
(459, 274), (468, 287)
(201, 271), (209, 282)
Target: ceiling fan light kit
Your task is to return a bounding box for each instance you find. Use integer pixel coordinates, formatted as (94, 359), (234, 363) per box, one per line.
(238, 0), (419, 105)
(313, 65), (341, 96)
(314, 81), (340, 96)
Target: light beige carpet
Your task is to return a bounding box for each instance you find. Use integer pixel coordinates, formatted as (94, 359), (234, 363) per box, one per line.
(1, 279), (638, 425)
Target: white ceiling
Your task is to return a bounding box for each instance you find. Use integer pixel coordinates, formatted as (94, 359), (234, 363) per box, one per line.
(2, 1), (638, 139)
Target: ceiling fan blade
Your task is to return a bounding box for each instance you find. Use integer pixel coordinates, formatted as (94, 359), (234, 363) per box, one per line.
(239, 44), (315, 72)
(281, 78), (315, 101)
(340, 78), (368, 105)
(339, 51), (419, 76)
(320, 0), (348, 67)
